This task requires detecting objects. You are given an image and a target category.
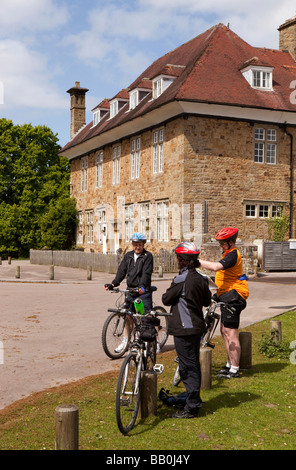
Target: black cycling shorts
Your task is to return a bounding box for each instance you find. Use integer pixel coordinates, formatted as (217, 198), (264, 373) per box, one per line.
(216, 290), (247, 329)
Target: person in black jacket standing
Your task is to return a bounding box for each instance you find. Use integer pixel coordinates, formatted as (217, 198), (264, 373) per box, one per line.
(162, 242), (211, 418)
(105, 232), (153, 310)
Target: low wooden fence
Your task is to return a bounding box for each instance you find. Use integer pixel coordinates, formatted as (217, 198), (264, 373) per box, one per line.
(30, 249), (178, 274)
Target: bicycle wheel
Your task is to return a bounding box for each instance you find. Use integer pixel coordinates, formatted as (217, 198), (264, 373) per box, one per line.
(154, 306), (169, 349)
(201, 315), (219, 348)
(101, 311), (131, 359)
(115, 353), (142, 435)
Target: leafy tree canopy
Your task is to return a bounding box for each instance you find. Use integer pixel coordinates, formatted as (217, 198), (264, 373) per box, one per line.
(0, 119), (77, 256)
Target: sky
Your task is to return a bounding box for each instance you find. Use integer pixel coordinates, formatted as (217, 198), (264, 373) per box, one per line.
(1, 0), (296, 149)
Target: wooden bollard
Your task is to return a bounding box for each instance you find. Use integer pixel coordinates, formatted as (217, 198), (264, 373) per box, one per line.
(8, 257), (11, 265)
(87, 266), (92, 281)
(239, 332), (252, 369)
(140, 370), (157, 418)
(55, 404), (79, 450)
(15, 266), (20, 279)
(270, 320), (282, 342)
(0, 257), (2, 265)
(49, 265), (54, 280)
(158, 266), (163, 278)
(200, 347), (212, 390)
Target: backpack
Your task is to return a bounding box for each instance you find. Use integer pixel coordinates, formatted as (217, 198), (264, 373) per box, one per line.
(158, 388), (187, 409)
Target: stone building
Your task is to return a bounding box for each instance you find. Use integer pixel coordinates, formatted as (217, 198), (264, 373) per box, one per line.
(59, 18), (296, 254)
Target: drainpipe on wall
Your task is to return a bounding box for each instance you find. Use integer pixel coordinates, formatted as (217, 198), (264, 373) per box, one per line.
(283, 124), (294, 238)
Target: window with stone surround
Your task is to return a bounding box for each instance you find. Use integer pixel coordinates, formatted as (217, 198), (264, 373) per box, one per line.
(131, 137), (141, 180)
(96, 151), (103, 188)
(245, 201), (284, 219)
(81, 157), (88, 192)
(157, 200), (169, 241)
(254, 127), (277, 164)
(112, 145), (121, 185)
(153, 128), (164, 174)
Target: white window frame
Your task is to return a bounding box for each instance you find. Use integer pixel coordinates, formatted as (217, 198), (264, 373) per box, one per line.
(140, 203), (150, 240)
(244, 201), (285, 219)
(95, 151), (103, 188)
(81, 157), (88, 192)
(129, 90), (138, 110)
(152, 75), (175, 99)
(97, 208), (106, 244)
(125, 205), (134, 242)
(153, 128), (164, 174)
(86, 210), (94, 244)
(131, 137), (141, 180)
(93, 110), (100, 126)
(241, 65), (273, 91)
(157, 200), (169, 241)
(254, 127), (277, 165)
(112, 145), (121, 185)
(110, 100), (118, 119)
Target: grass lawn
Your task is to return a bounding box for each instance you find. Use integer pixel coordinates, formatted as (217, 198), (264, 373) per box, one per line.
(0, 311), (295, 451)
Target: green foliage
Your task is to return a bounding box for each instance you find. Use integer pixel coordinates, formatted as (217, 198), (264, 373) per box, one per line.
(0, 118), (77, 256)
(257, 329), (291, 359)
(265, 206), (290, 241)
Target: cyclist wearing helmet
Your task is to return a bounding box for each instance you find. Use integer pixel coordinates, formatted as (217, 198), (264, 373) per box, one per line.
(104, 232), (153, 310)
(199, 227), (249, 379)
(162, 242), (211, 418)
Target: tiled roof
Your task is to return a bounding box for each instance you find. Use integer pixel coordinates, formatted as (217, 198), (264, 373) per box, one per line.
(60, 23), (296, 154)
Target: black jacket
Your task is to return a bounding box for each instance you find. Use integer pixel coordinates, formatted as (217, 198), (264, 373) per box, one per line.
(162, 267), (211, 336)
(112, 249), (153, 291)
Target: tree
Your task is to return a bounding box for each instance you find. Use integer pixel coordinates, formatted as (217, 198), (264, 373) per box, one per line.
(0, 118), (77, 257)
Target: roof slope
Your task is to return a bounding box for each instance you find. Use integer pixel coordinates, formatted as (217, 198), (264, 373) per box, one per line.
(61, 23), (296, 153)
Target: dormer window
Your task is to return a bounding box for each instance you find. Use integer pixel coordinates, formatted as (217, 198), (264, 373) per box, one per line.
(129, 86), (151, 110)
(92, 100), (109, 126)
(109, 90), (129, 119)
(152, 75), (175, 99)
(241, 60), (273, 91)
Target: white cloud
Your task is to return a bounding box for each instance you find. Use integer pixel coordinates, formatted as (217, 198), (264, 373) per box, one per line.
(0, 40), (67, 109)
(0, 0), (68, 34)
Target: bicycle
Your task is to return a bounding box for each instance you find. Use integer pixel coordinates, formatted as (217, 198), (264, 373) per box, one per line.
(115, 309), (172, 435)
(102, 286), (169, 359)
(172, 298), (227, 386)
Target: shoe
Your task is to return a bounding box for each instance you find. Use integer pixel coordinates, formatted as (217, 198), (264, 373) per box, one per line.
(217, 370), (240, 379)
(114, 338), (128, 353)
(171, 409), (199, 419)
(216, 366), (230, 376)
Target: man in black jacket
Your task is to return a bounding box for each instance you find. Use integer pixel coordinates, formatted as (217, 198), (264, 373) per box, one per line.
(105, 232), (153, 310)
(162, 242), (211, 418)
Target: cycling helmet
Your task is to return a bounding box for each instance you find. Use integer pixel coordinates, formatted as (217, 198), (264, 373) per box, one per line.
(130, 232), (146, 243)
(174, 241), (200, 260)
(215, 227), (238, 243)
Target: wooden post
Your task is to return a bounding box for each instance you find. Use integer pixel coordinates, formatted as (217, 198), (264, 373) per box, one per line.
(270, 320), (282, 342)
(8, 257), (11, 264)
(15, 266), (20, 279)
(200, 347), (212, 390)
(55, 404), (79, 450)
(87, 266), (92, 281)
(158, 266), (163, 278)
(140, 370), (157, 418)
(49, 265), (54, 280)
(239, 332), (252, 369)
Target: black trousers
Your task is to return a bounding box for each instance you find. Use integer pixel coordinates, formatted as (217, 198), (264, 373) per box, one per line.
(174, 334), (202, 414)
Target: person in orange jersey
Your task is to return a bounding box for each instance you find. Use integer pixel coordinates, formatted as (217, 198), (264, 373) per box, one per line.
(199, 228), (249, 378)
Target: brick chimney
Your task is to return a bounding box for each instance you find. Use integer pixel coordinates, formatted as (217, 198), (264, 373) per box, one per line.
(278, 16), (296, 60)
(67, 81), (89, 140)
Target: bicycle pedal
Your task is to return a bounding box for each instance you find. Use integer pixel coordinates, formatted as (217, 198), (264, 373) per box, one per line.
(153, 364), (164, 374)
(206, 342), (215, 349)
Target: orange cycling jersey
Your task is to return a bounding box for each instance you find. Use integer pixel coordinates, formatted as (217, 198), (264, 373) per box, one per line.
(215, 247), (249, 300)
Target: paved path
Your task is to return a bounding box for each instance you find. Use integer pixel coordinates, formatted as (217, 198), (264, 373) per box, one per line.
(0, 260), (295, 410)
